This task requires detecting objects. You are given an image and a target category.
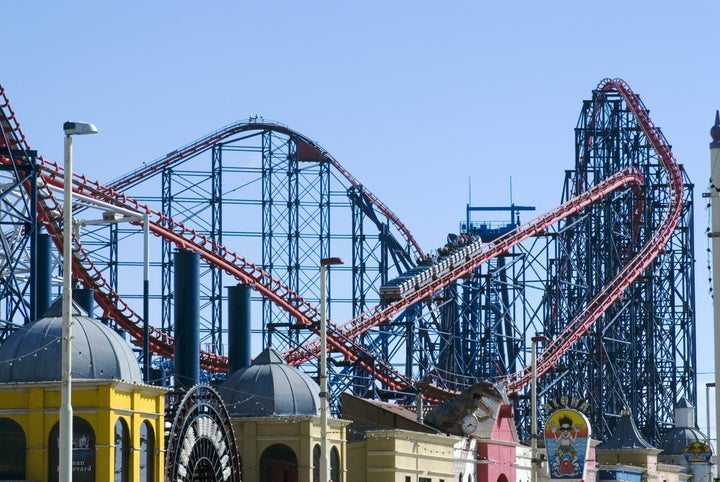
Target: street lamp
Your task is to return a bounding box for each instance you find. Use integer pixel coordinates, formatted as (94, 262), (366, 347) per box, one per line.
(531, 335), (550, 482)
(61, 121), (97, 482)
(319, 257), (343, 482)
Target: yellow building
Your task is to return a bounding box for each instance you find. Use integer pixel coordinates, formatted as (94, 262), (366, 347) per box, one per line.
(0, 304), (167, 482)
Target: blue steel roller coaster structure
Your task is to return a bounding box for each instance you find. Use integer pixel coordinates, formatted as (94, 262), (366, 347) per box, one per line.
(0, 79), (695, 445)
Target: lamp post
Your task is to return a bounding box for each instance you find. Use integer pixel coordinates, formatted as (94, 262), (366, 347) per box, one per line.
(61, 121), (97, 482)
(710, 112), (720, 482)
(319, 257), (343, 482)
(531, 335), (550, 482)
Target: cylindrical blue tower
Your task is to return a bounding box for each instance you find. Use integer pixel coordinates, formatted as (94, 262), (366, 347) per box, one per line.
(227, 283), (252, 374)
(174, 249), (200, 389)
(73, 288), (95, 318)
(34, 233), (52, 320)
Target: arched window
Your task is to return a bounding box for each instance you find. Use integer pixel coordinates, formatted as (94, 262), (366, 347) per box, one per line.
(140, 421), (155, 482)
(48, 417), (96, 482)
(114, 418), (130, 482)
(0, 418), (25, 480)
(313, 444), (320, 482)
(260, 444), (298, 482)
(330, 446), (340, 482)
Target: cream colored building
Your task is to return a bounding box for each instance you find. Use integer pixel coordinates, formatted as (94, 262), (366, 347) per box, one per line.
(218, 347), (351, 482)
(347, 429), (460, 482)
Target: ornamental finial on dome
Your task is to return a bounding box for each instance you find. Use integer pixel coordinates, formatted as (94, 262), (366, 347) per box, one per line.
(711, 110), (720, 148)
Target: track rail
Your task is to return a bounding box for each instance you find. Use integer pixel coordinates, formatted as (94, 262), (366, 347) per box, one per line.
(0, 78), (683, 401)
(284, 78), (682, 402)
(284, 167), (645, 364)
(105, 121), (424, 257)
(0, 86), (417, 386)
(503, 78), (684, 392)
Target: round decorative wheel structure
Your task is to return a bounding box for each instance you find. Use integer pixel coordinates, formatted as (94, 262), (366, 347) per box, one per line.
(165, 385), (241, 482)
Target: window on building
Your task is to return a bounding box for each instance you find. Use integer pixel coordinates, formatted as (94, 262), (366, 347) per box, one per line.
(48, 417), (96, 482)
(0, 418), (25, 480)
(313, 444), (320, 482)
(420, 477), (432, 482)
(114, 418), (130, 482)
(330, 446), (340, 482)
(140, 421), (155, 482)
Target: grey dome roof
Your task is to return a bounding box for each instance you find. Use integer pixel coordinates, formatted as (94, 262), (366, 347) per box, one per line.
(600, 410), (655, 450)
(660, 427), (709, 455)
(218, 347), (320, 418)
(0, 306), (142, 383)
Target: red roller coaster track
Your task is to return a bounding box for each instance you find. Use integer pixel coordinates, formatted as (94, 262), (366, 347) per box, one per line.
(0, 85), (419, 387)
(0, 78), (683, 402)
(283, 78), (683, 400)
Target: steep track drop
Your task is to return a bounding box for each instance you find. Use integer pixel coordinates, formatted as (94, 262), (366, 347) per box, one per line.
(284, 78), (684, 401)
(0, 78), (684, 403)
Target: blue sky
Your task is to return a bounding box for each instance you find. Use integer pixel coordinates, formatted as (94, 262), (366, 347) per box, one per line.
(4, 1), (720, 432)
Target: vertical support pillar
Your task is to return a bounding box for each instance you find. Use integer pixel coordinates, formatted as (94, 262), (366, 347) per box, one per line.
(227, 283), (252, 374)
(73, 288), (94, 318)
(174, 249), (200, 389)
(34, 233), (52, 320)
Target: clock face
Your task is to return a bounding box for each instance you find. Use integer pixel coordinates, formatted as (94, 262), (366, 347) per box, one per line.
(461, 414), (478, 434)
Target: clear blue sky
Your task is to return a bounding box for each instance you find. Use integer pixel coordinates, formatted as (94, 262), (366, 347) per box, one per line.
(4, 1), (720, 432)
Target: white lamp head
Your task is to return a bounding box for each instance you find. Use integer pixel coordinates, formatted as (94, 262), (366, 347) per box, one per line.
(63, 121), (98, 136)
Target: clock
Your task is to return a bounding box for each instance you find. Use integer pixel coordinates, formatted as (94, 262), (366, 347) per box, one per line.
(461, 413), (478, 434)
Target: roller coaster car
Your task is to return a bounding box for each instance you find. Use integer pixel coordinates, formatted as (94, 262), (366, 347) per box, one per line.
(379, 237), (483, 303)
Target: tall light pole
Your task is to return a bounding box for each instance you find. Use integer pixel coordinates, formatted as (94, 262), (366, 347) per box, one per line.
(531, 335), (550, 482)
(61, 121), (97, 482)
(320, 257), (343, 482)
(710, 111), (720, 482)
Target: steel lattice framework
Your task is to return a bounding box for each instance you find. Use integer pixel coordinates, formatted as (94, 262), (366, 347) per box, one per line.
(537, 86), (696, 442)
(0, 80), (696, 448)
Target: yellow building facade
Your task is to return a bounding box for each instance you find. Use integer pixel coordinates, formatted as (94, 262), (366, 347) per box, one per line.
(0, 309), (168, 482)
(0, 380), (166, 482)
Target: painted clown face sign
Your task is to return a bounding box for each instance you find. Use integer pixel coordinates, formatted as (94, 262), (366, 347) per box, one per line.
(544, 408), (591, 479)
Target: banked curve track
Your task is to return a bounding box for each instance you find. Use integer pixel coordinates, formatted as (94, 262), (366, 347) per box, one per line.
(283, 78), (684, 401)
(0, 78), (683, 403)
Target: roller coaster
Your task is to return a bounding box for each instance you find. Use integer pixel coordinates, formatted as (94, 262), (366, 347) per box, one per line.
(0, 78), (695, 444)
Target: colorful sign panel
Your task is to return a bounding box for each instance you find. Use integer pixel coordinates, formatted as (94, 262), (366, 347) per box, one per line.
(683, 441), (712, 463)
(544, 408), (591, 479)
